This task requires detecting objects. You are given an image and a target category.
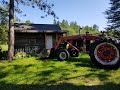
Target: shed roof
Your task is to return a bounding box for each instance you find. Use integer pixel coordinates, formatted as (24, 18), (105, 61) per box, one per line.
(14, 23), (68, 33)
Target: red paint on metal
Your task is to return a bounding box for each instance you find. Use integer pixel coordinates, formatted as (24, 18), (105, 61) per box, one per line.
(96, 44), (117, 62)
(54, 34), (100, 50)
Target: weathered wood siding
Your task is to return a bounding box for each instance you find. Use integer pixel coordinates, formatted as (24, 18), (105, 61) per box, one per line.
(15, 33), (45, 53)
(15, 32), (63, 53)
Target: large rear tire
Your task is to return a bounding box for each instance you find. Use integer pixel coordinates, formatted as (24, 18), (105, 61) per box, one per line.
(90, 40), (120, 69)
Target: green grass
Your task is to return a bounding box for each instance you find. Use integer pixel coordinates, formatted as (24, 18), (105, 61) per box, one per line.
(0, 54), (120, 90)
(0, 44), (8, 51)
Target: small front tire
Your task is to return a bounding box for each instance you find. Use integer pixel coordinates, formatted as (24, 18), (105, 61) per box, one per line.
(57, 49), (69, 61)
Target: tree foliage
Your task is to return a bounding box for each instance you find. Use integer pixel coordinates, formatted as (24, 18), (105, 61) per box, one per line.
(0, 25), (8, 44)
(105, 0), (120, 37)
(0, 0), (58, 19)
(54, 20), (100, 35)
(0, 3), (8, 44)
(25, 20), (31, 24)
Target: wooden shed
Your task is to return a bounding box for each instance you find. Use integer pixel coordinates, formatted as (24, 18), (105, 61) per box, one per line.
(14, 23), (68, 53)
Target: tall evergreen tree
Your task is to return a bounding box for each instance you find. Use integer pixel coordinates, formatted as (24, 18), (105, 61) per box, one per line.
(61, 19), (69, 28)
(92, 24), (99, 31)
(70, 21), (80, 33)
(105, 0), (120, 31)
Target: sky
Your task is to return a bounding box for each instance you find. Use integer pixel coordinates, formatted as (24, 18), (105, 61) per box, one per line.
(17, 0), (110, 30)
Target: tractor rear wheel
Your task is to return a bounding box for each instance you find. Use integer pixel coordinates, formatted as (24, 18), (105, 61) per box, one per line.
(57, 49), (70, 61)
(90, 40), (120, 69)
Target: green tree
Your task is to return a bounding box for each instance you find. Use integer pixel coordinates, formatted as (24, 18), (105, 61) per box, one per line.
(26, 20), (31, 24)
(61, 19), (69, 28)
(1, 0), (57, 60)
(105, 0), (120, 36)
(92, 24), (99, 31)
(54, 20), (99, 35)
(0, 25), (8, 44)
(70, 21), (80, 33)
(0, 3), (8, 25)
(81, 25), (99, 34)
(84, 25), (89, 32)
(0, 4), (8, 44)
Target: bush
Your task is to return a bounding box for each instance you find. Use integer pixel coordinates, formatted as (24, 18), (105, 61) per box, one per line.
(14, 52), (28, 59)
(0, 51), (7, 60)
(29, 52), (40, 57)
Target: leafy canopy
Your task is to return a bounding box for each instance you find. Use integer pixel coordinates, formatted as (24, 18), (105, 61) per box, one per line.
(54, 20), (100, 35)
(0, 0), (58, 20)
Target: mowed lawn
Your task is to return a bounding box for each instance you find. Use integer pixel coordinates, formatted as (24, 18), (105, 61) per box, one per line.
(0, 45), (120, 90)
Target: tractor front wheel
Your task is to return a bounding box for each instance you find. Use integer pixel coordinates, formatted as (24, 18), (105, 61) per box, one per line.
(57, 49), (70, 61)
(90, 41), (120, 69)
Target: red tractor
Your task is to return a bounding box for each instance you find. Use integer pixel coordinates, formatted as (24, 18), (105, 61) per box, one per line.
(41, 32), (120, 69)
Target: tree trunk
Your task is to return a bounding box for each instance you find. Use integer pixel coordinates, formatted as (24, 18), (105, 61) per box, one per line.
(8, 0), (14, 61)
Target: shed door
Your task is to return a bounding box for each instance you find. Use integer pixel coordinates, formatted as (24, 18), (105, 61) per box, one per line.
(46, 35), (53, 49)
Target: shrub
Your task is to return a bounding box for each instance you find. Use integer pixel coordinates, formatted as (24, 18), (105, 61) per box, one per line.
(0, 51), (7, 60)
(14, 52), (28, 59)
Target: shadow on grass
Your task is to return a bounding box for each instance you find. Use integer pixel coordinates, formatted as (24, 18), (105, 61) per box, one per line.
(0, 62), (113, 87)
(67, 57), (94, 68)
(0, 81), (120, 90)
(0, 55), (119, 90)
(39, 56), (94, 68)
